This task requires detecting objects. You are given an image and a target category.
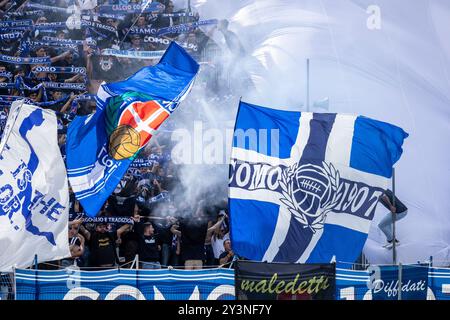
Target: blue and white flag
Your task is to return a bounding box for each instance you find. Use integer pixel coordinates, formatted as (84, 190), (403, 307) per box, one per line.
(229, 101), (408, 263)
(66, 42), (199, 217)
(0, 100), (70, 271)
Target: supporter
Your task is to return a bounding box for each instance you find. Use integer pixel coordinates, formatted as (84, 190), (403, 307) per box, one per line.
(135, 221), (162, 269)
(135, 15), (148, 28)
(211, 226), (230, 265)
(61, 220), (85, 268)
(123, 34), (147, 51)
(378, 189), (408, 248)
(79, 222), (130, 268)
(0, 64), (10, 96)
(154, 0), (179, 36)
(155, 214), (179, 267)
(218, 239), (235, 266)
(171, 204), (226, 270)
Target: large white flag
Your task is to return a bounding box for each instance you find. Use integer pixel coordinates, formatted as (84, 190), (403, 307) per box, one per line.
(0, 100), (70, 271)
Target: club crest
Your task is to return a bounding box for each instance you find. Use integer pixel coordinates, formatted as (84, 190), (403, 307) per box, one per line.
(100, 57), (112, 71)
(279, 161), (343, 233)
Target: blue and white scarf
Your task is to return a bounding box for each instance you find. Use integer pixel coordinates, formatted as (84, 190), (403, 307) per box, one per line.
(98, 2), (165, 15)
(0, 19), (33, 29)
(130, 158), (158, 168)
(159, 12), (195, 18)
(33, 66), (87, 75)
(29, 40), (79, 50)
(34, 22), (68, 30)
(26, 2), (78, 14)
(84, 13), (126, 21)
(81, 20), (117, 34)
(142, 36), (198, 51)
(130, 19), (218, 36)
(4, 10), (44, 18)
(42, 36), (97, 46)
(0, 72), (13, 79)
(0, 31), (23, 41)
(100, 49), (165, 59)
(0, 83), (15, 89)
(74, 94), (96, 102)
(0, 54), (51, 65)
(43, 82), (86, 91)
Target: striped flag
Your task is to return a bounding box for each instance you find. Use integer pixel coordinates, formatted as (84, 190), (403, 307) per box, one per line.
(229, 101), (408, 263)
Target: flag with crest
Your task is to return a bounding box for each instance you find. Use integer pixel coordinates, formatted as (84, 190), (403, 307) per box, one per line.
(66, 42), (199, 216)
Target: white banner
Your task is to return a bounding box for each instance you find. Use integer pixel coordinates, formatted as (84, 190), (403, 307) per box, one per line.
(0, 100), (70, 271)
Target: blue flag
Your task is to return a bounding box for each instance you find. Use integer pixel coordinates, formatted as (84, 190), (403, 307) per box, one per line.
(229, 101), (408, 263)
(66, 42), (199, 217)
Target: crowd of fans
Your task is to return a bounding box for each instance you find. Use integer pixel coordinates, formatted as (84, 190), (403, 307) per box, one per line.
(0, 0), (240, 270)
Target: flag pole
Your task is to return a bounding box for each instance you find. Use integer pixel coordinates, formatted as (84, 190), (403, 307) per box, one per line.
(306, 58), (310, 112)
(392, 167), (397, 265)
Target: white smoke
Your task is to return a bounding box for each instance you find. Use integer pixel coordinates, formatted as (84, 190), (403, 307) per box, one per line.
(164, 0), (450, 265)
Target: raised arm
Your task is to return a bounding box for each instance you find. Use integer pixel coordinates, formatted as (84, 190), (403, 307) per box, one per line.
(50, 50), (72, 64)
(207, 215), (225, 235)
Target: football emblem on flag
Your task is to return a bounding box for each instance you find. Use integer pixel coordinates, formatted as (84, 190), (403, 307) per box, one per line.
(279, 161), (343, 232)
(292, 164), (332, 216)
(105, 93), (170, 161)
(108, 125), (141, 160)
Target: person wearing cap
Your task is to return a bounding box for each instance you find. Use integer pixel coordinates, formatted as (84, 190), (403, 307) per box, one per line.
(79, 221), (130, 268)
(124, 34), (151, 51)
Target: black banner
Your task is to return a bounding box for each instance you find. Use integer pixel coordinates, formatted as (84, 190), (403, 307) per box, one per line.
(235, 261), (336, 300)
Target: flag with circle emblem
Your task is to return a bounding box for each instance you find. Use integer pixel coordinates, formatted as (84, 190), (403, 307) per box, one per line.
(66, 42), (199, 217)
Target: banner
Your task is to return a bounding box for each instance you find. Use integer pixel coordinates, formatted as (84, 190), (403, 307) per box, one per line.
(100, 49), (165, 60)
(369, 264), (428, 300)
(0, 54), (51, 65)
(66, 42), (199, 217)
(336, 265), (450, 300)
(235, 261), (336, 300)
(229, 101), (408, 263)
(75, 215), (134, 225)
(0, 101), (70, 271)
(15, 268), (235, 300)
